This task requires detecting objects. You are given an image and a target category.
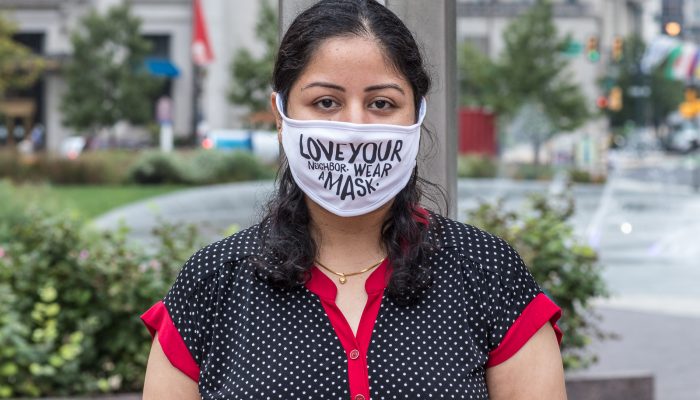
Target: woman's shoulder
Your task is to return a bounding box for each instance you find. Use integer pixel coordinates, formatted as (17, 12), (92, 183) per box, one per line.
(427, 211), (523, 272)
(175, 222), (267, 284)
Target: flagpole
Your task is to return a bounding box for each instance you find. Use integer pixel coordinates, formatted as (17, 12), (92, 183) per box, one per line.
(191, 0), (214, 146)
(191, 0), (199, 146)
(192, 63), (200, 146)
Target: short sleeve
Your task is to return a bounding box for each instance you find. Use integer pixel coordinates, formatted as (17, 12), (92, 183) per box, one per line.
(484, 238), (562, 367)
(141, 248), (220, 382)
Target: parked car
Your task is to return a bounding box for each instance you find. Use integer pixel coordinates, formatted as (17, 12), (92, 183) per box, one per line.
(667, 120), (700, 153)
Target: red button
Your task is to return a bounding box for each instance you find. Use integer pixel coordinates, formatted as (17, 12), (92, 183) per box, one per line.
(354, 395), (366, 400)
(349, 349), (360, 360)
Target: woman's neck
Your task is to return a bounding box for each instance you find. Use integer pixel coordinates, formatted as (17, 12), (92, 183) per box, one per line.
(307, 197), (390, 273)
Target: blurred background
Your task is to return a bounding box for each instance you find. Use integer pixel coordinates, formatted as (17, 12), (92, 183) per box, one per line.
(0, 0), (698, 399)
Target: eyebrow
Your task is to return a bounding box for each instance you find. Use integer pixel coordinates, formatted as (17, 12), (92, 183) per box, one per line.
(301, 82), (345, 91)
(301, 81), (405, 94)
(365, 83), (405, 94)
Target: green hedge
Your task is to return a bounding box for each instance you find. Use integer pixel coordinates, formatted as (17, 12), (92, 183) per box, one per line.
(0, 182), (203, 397)
(456, 154), (607, 184)
(0, 150), (138, 185)
(0, 149), (276, 186)
(127, 150), (275, 185)
(457, 154), (498, 178)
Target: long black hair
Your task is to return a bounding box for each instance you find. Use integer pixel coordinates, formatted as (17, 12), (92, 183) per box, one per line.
(253, 0), (441, 306)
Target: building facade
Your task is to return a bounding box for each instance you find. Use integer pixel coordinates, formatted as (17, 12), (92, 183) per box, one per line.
(0, 0), (267, 153)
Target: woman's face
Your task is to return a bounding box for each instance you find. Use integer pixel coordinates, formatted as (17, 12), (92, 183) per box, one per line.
(273, 36), (416, 127)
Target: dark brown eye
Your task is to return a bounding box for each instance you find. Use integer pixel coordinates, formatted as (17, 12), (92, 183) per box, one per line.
(370, 99), (393, 110)
(319, 99), (334, 108)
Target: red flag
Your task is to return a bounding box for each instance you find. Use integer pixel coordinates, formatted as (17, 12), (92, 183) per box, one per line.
(192, 0), (214, 66)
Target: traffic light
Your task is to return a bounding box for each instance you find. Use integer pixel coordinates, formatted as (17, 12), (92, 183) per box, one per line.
(665, 21), (682, 37)
(586, 36), (600, 62)
(596, 95), (609, 109)
(608, 87), (623, 111)
(612, 37), (623, 62)
(679, 88), (700, 118)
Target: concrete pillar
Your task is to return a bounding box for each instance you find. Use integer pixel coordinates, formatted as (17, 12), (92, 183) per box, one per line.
(279, 0), (457, 217)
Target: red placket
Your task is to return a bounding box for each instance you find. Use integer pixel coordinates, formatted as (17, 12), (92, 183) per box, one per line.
(305, 258), (390, 400)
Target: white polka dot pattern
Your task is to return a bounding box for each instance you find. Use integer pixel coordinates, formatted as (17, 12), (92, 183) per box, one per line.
(161, 212), (543, 399)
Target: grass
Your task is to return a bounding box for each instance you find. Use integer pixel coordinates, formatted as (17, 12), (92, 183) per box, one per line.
(11, 184), (187, 220)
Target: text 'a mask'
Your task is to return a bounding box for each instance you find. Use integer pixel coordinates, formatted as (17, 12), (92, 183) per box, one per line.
(277, 94), (427, 217)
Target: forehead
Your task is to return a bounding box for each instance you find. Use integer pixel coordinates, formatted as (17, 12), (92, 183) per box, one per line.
(295, 36), (409, 88)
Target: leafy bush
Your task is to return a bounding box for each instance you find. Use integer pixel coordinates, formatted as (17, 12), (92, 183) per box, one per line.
(568, 168), (607, 184)
(127, 150), (275, 185)
(1, 149), (276, 187)
(466, 185), (608, 369)
(127, 151), (186, 184)
(457, 154), (498, 178)
(0, 150), (138, 185)
(0, 182), (203, 397)
(503, 162), (556, 180)
(184, 149), (275, 184)
(39, 151), (138, 185)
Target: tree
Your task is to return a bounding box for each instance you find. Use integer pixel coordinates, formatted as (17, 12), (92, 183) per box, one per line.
(0, 13), (44, 98)
(459, 0), (590, 164)
(60, 4), (161, 137)
(228, 0), (277, 128)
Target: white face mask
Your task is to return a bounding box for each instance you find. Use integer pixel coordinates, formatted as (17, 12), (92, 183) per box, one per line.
(277, 94), (427, 217)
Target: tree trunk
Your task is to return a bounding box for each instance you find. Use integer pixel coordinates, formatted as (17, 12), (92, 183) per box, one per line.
(533, 138), (542, 166)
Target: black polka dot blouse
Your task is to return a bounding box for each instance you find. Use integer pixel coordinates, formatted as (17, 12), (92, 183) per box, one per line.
(142, 211), (562, 399)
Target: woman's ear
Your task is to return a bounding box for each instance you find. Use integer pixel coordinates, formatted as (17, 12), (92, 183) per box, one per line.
(270, 92), (283, 143)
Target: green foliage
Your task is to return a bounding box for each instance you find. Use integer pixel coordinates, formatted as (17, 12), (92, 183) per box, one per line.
(127, 150), (276, 185)
(184, 149), (276, 184)
(466, 187), (608, 369)
(603, 35), (684, 127)
(228, 0), (277, 126)
(458, 42), (501, 110)
(0, 13), (44, 98)
(60, 4), (162, 134)
(127, 151), (187, 185)
(0, 181), (204, 397)
(458, 0), (590, 132)
(0, 149), (139, 185)
(457, 154), (498, 178)
(456, 158), (606, 183)
(568, 168), (606, 184)
(0, 149), (276, 186)
(503, 162), (556, 181)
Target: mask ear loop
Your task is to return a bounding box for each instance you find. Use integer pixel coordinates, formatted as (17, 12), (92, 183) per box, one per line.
(416, 97), (427, 125)
(275, 92), (289, 121)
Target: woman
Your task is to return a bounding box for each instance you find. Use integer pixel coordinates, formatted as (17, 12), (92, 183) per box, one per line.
(142, 1), (566, 399)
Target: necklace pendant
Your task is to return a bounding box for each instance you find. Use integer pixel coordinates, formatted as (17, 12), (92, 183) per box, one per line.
(339, 275), (347, 284)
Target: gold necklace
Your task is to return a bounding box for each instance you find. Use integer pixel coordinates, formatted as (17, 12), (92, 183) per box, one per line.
(315, 259), (384, 284)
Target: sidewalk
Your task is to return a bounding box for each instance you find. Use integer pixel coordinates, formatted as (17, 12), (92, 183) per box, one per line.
(572, 307), (700, 400)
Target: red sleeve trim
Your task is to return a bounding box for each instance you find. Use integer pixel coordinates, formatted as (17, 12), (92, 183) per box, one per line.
(141, 301), (200, 382)
(486, 293), (563, 368)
